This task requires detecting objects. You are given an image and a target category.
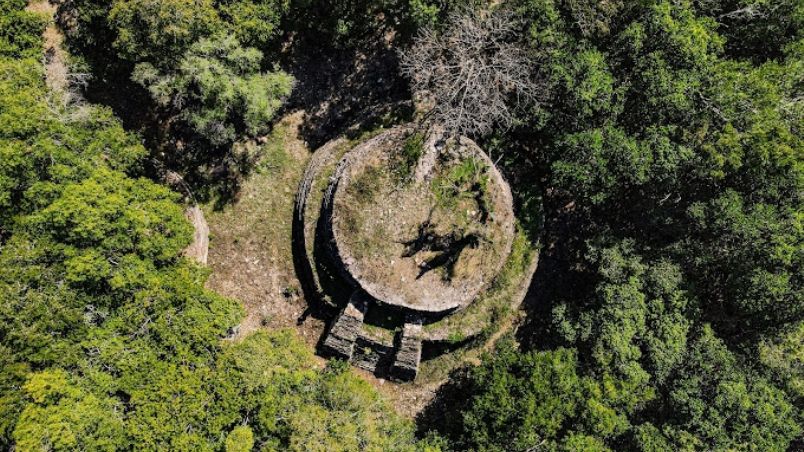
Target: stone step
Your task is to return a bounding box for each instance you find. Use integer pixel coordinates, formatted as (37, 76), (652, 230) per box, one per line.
(390, 321), (423, 382)
(320, 290), (369, 360)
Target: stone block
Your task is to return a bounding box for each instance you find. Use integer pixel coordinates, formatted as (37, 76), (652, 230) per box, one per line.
(390, 321), (423, 382)
(321, 291), (369, 360)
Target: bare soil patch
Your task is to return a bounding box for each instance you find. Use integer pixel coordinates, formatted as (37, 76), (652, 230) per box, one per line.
(204, 113), (326, 347)
(331, 130), (515, 314)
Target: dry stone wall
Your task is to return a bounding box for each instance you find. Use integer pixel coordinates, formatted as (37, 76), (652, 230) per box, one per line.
(293, 126), (525, 381)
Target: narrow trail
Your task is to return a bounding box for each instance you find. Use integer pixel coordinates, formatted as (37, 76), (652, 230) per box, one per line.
(26, 0), (71, 96)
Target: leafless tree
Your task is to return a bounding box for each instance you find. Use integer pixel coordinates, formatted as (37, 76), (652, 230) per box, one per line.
(400, 8), (544, 137)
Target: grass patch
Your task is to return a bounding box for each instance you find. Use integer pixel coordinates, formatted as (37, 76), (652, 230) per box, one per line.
(391, 132), (424, 183)
(431, 157), (492, 221)
(257, 125), (291, 174)
(348, 165), (386, 204)
(203, 114), (313, 336)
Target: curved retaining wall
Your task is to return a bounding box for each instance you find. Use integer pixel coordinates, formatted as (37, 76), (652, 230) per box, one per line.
(325, 128), (516, 316)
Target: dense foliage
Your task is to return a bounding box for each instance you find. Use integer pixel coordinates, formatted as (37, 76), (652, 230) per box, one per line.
(1, 0), (801, 450)
(58, 0), (292, 147)
(0, 2), (420, 449)
(420, 0), (802, 450)
(131, 34), (293, 146)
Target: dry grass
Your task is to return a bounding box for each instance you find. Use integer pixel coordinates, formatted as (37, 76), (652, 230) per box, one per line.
(204, 112), (326, 346)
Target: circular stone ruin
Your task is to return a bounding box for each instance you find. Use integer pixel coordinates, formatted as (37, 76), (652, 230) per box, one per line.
(294, 125), (520, 381)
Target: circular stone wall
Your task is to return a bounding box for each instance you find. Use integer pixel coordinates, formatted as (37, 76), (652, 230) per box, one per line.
(326, 127), (515, 315)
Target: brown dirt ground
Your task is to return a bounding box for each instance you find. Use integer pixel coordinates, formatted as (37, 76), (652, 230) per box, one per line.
(204, 112), (327, 350)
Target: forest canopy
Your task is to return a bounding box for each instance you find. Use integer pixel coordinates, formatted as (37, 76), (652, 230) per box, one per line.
(414, 1), (802, 450)
(0, 1), (422, 449)
(1, 0), (802, 450)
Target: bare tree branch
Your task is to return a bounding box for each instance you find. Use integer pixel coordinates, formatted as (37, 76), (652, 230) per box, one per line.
(400, 8), (546, 137)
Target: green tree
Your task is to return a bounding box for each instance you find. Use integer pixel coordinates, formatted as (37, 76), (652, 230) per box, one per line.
(432, 341), (634, 451)
(108, 0), (222, 64)
(429, 0), (802, 449)
(225, 425), (254, 452)
(132, 34), (293, 146)
(217, 0), (289, 48)
(59, 0), (293, 152)
(0, 0), (44, 59)
(654, 326), (800, 450)
(759, 321), (804, 403)
(13, 370), (127, 451)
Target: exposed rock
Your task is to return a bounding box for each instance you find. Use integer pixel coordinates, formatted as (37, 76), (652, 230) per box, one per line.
(183, 205), (209, 265)
(412, 126), (445, 183)
(351, 336), (396, 374)
(321, 290), (369, 360)
(391, 321), (423, 382)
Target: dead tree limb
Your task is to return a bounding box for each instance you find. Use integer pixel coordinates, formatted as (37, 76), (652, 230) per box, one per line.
(400, 8), (545, 137)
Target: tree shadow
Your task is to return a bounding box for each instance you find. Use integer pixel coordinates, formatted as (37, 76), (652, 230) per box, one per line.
(415, 365), (474, 441)
(80, 64), (261, 208)
(277, 7), (414, 150)
(400, 222), (482, 281)
(515, 197), (598, 351)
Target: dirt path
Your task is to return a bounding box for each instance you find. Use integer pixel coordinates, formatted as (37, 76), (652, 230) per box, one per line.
(26, 0), (71, 95)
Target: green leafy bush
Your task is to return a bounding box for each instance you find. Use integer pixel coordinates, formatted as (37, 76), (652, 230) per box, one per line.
(132, 34), (293, 146)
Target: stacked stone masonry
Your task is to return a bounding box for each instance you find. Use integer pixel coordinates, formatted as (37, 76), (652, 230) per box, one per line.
(321, 291), (368, 360)
(295, 126), (522, 382)
(390, 321), (424, 382)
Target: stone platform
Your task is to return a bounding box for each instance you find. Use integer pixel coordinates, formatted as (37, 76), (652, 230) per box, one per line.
(293, 126), (521, 381)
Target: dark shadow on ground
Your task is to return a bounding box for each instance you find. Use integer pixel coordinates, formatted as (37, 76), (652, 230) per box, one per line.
(514, 190), (596, 351)
(292, 200), (348, 330)
(81, 67), (155, 135)
(79, 66), (259, 208)
(414, 365), (473, 440)
(277, 21), (413, 149)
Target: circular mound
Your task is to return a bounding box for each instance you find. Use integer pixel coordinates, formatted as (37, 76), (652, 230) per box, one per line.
(327, 128), (515, 314)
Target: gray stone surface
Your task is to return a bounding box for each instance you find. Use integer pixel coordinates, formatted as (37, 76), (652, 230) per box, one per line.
(351, 336), (396, 374)
(391, 321), (423, 382)
(321, 291), (369, 360)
